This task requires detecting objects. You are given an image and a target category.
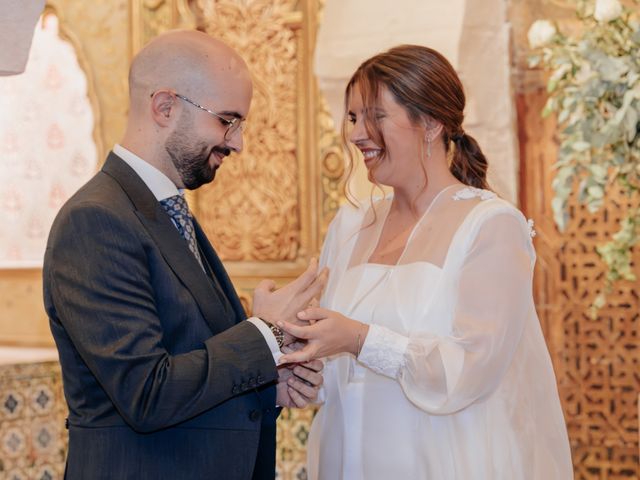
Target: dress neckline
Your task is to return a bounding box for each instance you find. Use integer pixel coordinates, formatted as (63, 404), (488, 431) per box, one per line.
(365, 184), (464, 267)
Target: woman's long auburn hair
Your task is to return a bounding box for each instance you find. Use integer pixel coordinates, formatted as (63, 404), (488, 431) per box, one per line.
(341, 44), (490, 204)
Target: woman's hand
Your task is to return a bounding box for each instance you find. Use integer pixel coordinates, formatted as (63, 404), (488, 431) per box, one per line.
(277, 307), (369, 364)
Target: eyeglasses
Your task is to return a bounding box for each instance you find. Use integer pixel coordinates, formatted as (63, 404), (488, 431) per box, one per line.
(150, 91), (246, 140)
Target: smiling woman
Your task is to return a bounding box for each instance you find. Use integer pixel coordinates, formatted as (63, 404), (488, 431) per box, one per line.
(277, 44), (574, 480)
(342, 45), (489, 202)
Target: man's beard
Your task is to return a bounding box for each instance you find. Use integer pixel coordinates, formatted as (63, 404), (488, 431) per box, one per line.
(165, 116), (227, 190)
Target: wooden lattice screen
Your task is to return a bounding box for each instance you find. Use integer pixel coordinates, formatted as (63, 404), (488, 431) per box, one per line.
(517, 89), (639, 479)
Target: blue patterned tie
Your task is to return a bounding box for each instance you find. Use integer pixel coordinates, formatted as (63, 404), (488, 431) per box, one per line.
(159, 194), (204, 269)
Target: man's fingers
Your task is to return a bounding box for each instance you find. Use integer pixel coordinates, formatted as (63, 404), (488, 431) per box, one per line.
(319, 266), (329, 280)
(300, 358), (324, 373)
(310, 267), (329, 294)
(287, 386), (309, 408)
(281, 344), (298, 355)
(295, 269), (328, 308)
(279, 346), (314, 365)
(255, 279), (276, 293)
(288, 377), (318, 399)
(286, 258), (319, 293)
(293, 365), (323, 388)
(296, 358), (324, 374)
(281, 341), (308, 355)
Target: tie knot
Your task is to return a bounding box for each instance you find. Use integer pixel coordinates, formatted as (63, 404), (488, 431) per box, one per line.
(159, 194), (190, 220)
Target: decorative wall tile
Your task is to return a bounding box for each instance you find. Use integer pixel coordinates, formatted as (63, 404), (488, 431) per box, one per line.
(0, 362), (66, 479)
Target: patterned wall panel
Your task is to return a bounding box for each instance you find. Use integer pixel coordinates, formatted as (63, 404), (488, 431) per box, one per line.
(512, 1), (638, 477)
(194, 0), (305, 264)
(517, 83), (639, 480)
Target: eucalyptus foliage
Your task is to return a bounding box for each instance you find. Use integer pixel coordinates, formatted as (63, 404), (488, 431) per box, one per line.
(529, 0), (640, 314)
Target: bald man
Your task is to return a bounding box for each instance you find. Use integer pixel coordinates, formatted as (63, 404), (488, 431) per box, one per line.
(43, 30), (324, 480)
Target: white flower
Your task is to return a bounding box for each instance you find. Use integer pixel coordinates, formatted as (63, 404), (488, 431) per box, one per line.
(594, 0), (622, 22)
(527, 20), (556, 49)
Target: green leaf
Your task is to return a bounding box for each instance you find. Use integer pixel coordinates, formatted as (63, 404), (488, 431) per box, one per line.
(588, 164), (608, 180)
(551, 197), (569, 231)
(587, 184), (605, 199)
(593, 293), (606, 310)
(573, 141), (592, 151)
(542, 98), (555, 117)
(558, 108), (570, 123)
(624, 106), (638, 142)
(537, 9), (640, 315)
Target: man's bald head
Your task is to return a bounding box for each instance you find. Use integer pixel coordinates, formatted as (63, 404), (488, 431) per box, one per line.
(120, 30), (253, 189)
(128, 30), (250, 113)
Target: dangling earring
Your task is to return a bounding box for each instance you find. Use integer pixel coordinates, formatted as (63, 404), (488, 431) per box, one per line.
(426, 136), (432, 160)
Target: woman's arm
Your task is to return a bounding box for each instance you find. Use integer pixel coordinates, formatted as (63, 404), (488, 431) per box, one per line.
(279, 211), (535, 414)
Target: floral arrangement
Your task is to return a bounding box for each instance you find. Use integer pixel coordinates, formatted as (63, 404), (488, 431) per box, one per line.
(528, 0), (640, 314)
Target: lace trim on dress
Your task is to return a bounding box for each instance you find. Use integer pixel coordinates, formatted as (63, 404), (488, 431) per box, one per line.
(358, 324), (409, 378)
(452, 186), (496, 201)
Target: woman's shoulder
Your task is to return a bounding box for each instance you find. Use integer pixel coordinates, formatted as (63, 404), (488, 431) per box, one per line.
(451, 187), (526, 223)
(449, 188), (536, 245)
(451, 186), (499, 202)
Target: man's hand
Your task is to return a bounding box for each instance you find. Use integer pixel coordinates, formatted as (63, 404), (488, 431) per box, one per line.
(276, 343), (324, 408)
(252, 258), (328, 345)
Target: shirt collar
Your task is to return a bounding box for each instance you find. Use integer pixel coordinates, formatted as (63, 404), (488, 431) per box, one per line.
(113, 144), (183, 201)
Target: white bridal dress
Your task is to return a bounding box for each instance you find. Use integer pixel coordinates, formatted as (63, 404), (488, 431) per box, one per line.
(307, 185), (573, 480)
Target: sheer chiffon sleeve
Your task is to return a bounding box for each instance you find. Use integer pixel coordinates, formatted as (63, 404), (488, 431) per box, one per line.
(358, 210), (535, 414)
(314, 204), (363, 404)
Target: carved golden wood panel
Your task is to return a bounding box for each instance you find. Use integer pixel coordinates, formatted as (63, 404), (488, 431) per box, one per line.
(194, 0), (304, 264)
(518, 89), (639, 479)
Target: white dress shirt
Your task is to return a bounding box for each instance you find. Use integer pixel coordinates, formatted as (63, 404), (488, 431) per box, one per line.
(113, 144), (282, 363)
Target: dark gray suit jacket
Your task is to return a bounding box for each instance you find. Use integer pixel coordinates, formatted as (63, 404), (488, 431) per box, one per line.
(43, 153), (279, 479)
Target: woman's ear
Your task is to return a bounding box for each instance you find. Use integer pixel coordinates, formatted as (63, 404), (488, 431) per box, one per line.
(423, 118), (443, 142)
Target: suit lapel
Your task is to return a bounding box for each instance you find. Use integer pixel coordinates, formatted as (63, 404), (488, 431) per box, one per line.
(101, 152), (237, 333)
(193, 218), (246, 323)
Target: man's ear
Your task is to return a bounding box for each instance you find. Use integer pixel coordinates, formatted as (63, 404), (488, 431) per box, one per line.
(150, 91), (176, 127)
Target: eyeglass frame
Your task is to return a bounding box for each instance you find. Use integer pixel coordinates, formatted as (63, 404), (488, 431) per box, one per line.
(149, 91), (245, 140)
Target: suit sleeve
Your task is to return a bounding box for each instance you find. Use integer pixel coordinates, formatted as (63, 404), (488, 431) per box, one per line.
(45, 202), (278, 432)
